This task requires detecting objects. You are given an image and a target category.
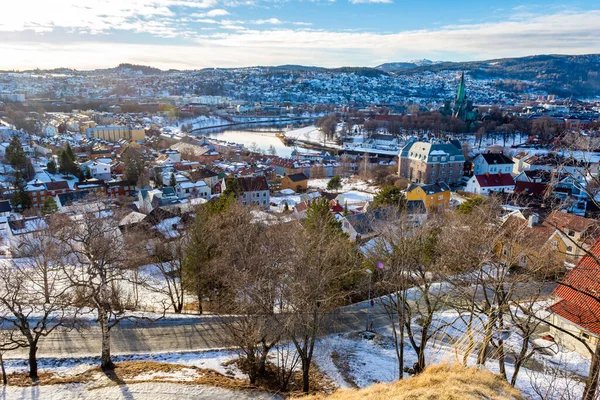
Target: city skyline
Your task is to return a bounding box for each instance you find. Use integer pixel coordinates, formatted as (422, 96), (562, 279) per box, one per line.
(1, 1), (600, 70)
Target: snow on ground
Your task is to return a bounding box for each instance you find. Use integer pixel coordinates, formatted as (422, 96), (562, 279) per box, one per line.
(2, 382), (281, 400)
(313, 306), (591, 400)
(4, 348), (245, 379)
(308, 177), (380, 194)
(284, 125), (341, 148)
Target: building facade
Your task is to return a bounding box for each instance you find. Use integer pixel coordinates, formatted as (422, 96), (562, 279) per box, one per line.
(398, 139), (465, 185)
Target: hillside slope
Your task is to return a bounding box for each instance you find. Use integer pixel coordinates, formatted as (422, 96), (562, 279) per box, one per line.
(316, 364), (523, 400)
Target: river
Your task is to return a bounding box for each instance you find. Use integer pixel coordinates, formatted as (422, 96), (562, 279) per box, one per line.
(193, 121), (313, 158)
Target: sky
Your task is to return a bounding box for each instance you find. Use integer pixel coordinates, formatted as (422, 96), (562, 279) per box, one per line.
(1, 0), (600, 70)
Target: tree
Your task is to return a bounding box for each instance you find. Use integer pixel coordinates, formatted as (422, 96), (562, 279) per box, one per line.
(142, 238), (186, 313)
(46, 159), (57, 174)
(41, 197), (58, 215)
(284, 205), (360, 393)
(371, 186), (406, 211)
(0, 224), (76, 382)
(213, 205), (286, 385)
(54, 210), (152, 370)
(267, 145), (277, 156)
(58, 147), (77, 176)
(123, 147), (146, 185)
(457, 195), (487, 214)
(11, 171), (31, 210)
(5, 135), (26, 169)
(327, 175), (342, 192)
(169, 173), (177, 188)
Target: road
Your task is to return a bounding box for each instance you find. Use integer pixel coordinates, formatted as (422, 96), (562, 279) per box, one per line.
(5, 281), (556, 360)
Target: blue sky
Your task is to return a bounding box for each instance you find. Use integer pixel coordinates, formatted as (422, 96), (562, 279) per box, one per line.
(1, 0), (600, 69)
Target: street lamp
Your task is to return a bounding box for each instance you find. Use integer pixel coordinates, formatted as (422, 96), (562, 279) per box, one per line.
(365, 268), (373, 332)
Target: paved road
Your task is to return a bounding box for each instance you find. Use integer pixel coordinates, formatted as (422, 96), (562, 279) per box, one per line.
(5, 281), (556, 360)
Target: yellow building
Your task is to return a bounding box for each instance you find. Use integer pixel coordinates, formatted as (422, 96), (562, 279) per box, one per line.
(281, 173), (309, 192)
(497, 214), (568, 269)
(405, 182), (450, 212)
(87, 125), (145, 142)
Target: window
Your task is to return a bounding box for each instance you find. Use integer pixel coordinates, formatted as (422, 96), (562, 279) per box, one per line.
(568, 230), (575, 237)
(438, 195), (443, 200)
(432, 157), (437, 162)
(441, 157), (446, 161)
(567, 246), (573, 252)
(582, 332), (591, 340)
(450, 156), (455, 161)
(550, 240), (558, 250)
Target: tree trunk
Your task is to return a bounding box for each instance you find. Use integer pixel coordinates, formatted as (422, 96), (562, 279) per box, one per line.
(302, 358), (310, 394)
(582, 340), (600, 400)
(98, 307), (114, 370)
(28, 344), (38, 382)
(1, 353), (6, 385)
(196, 290), (203, 315)
(477, 312), (495, 366)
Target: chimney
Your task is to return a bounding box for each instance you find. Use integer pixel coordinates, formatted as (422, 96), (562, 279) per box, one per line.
(528, 213), (539, 228)
(485, 172), (490, 178)
(498, 171), (502, 177)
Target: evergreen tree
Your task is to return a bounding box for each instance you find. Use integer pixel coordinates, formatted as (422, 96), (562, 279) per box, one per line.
(371, 186), (406, 211)
(123, 147), (146, 185)
(222, 178), (242, 198)
(41, 197), (58, 215)
(11, 171), (31, 210)
(65, 143), (76, 162)
(5, 135), (26, 169)
(303, 197), (341, 234)
(58, 149), (78, 176)
(327, 175), (342, 191)
(46, 159), (57, 174)
(169, 173), (177, 188)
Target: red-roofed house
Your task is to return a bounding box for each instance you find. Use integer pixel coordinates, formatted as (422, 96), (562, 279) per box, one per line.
(465, 172), (515, 195)
(548, 239), (600, 355)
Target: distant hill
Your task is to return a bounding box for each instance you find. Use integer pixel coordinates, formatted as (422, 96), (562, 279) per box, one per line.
(377, 54), (600, 97)
(377, 59), (439, 71)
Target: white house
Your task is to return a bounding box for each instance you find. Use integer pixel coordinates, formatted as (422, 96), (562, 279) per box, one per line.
(176, 181), (211, 199)
(228, 176), (270, 209)
(80, 161), (112, 181)
(465, 172), (515, 195)
(472, 152), (514, 175)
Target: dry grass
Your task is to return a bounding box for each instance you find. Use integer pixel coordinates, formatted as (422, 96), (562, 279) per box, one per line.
(312, 363), (523, 400)
(7, 359), (336, 397)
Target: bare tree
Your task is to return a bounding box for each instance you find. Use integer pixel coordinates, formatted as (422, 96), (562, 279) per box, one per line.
(141, 237), (187, 313)
(282, 201), (361, 393)
(211, 205), (287, 385)
(0, 224), (76, 381)
(53, 209), (152, 370)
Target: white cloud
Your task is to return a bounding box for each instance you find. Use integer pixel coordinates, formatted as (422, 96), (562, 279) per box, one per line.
(252, 18), (283, 25)
(191, 9), (230, 18)
(1, 9), (600, 69)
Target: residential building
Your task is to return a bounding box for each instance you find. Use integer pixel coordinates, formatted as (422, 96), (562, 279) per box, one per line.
(398, 139), (465, 185)
(543, 211), (600, 264)
(86, 125), (145, 142)
(465, 172), (515, 195)
(405, 182), (451, 212)
(547, 239), (600, 355)
(281, 173), (309, 192)
(472, 152), (514, 175)
(231, 176), (270, 208)
(176, 181), (211, 199)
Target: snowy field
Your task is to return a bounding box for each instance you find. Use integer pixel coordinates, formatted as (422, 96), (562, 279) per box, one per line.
(308, 177), (380, 194)
(3, 382), (280, 400)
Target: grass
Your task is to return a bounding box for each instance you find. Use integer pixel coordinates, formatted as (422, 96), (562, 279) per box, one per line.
(6, 359), (335, 397)
(312, 363), (523, 400)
